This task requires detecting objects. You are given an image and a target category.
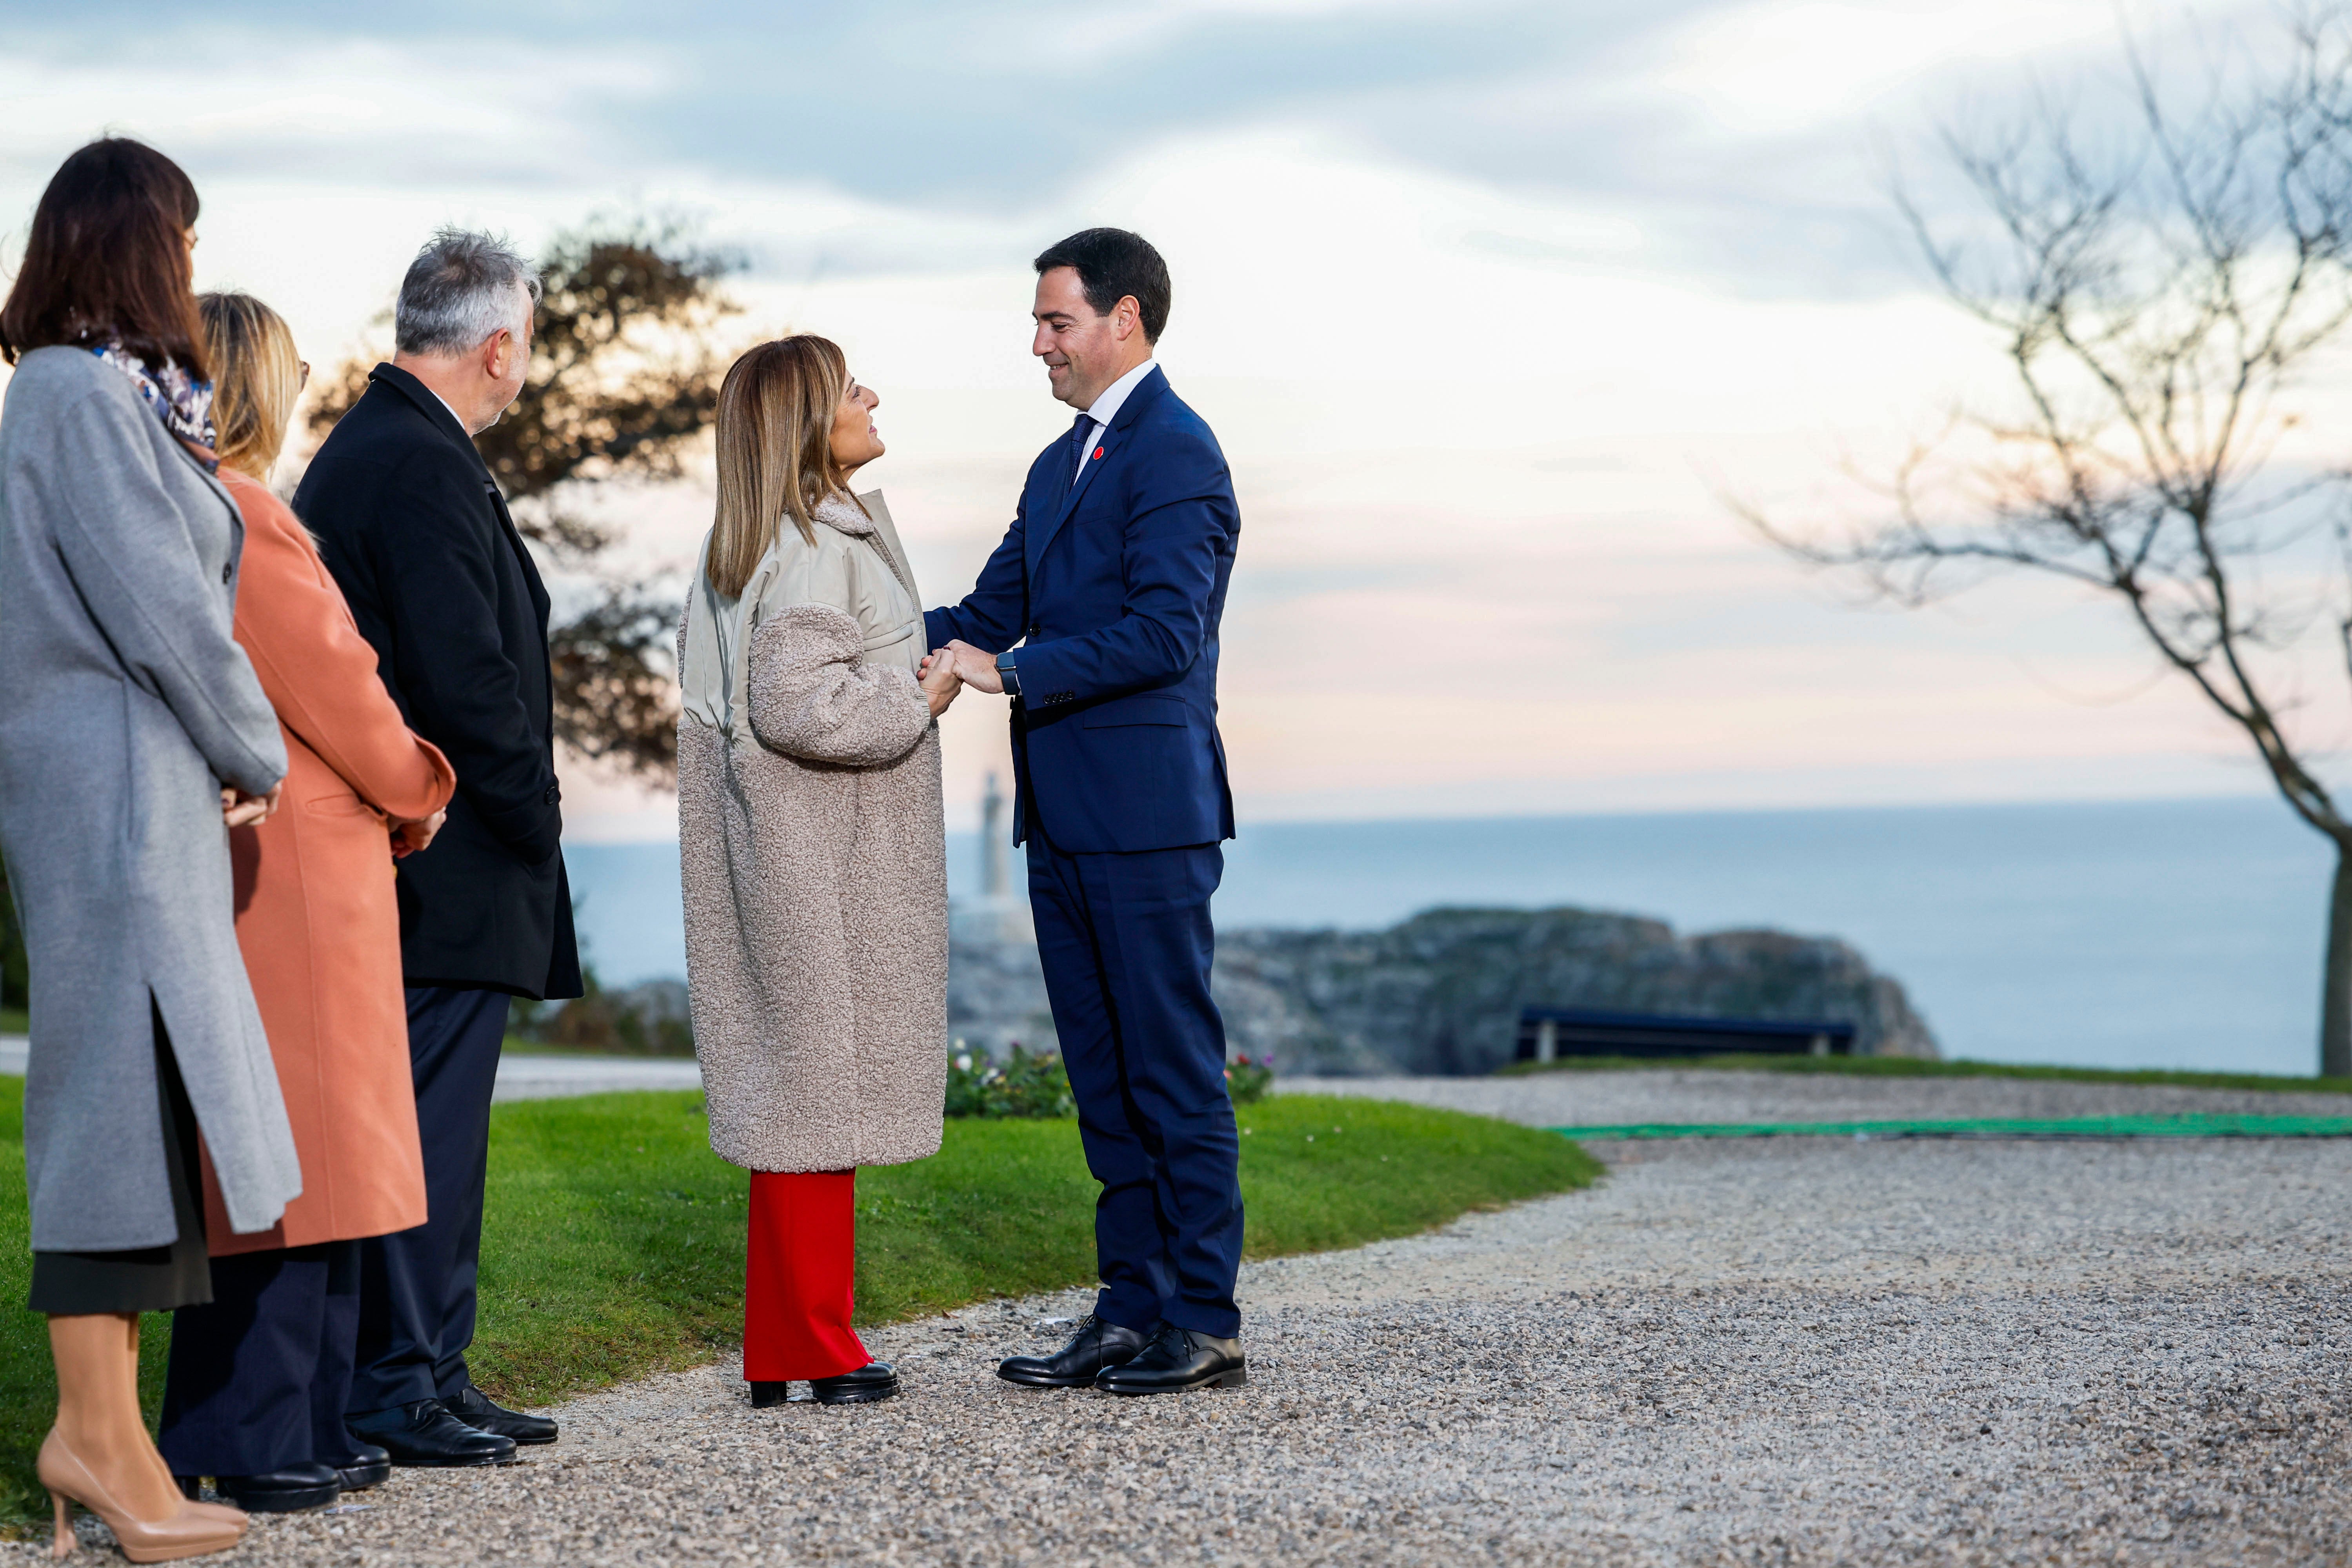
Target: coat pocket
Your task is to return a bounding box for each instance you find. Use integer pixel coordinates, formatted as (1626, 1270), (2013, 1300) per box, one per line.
(1081, 694), (1189, 728)
(862, 617), (920, 656)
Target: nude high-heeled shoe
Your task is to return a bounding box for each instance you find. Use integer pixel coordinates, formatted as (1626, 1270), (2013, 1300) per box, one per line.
(38, 1429), (245, 1562)
(122, 1342), (242, 1528)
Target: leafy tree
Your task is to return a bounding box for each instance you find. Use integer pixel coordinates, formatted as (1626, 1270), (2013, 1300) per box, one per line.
(1745, 12), (2352, 1074)
(308, 221), (738, 782)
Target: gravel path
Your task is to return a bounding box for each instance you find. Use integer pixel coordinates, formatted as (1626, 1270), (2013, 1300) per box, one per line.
(0, 1039), (707, 1102)
(1281, 1067), (2352, 1126)
(488, 1052), (702, 1102)
(29, 1072), (2352, 1566)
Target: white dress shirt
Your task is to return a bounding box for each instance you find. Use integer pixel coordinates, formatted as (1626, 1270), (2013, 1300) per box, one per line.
(427, 384), (467, 436)
(1069, 358), (1158, 486)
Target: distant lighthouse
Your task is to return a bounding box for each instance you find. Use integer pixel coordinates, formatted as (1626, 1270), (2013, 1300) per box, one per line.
(951, 771), (1035, 946)
(981, 772), (1011, 904)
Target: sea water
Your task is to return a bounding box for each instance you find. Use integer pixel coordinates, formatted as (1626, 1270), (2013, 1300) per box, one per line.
(562, 795), (2332, 1077)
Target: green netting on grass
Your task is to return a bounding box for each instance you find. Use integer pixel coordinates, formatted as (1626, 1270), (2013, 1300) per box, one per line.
(1548, 1113), (2352, 1141)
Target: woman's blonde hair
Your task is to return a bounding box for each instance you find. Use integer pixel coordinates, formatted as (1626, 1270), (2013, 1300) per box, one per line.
(197, 291), (302, 479)
(706, 335), (862, 599)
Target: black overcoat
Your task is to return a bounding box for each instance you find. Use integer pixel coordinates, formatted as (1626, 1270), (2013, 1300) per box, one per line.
(293, 363), (582, 1001)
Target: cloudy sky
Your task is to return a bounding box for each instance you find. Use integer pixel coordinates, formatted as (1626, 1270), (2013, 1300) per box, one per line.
(0, 0), (2321, 836)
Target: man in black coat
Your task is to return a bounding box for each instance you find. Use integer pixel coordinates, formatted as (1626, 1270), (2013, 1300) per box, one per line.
(295, 229), (580, 1467)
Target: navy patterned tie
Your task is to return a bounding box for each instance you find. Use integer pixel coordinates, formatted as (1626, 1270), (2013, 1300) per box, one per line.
(1067, 411), (1094, 487)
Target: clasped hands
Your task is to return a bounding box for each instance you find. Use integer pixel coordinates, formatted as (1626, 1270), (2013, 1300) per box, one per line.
(220, 781), (445, 860)
(917, 640), (1006, 718)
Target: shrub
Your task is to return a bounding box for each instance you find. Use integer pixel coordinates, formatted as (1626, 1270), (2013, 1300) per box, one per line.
(509, 971), (693, 1056)
(1225, 1053), (1274, 1105)
(945, 1042), (1075, 1119)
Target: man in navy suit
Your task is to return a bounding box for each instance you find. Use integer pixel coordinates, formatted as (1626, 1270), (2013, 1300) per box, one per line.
(927, 229), (1246, 1395)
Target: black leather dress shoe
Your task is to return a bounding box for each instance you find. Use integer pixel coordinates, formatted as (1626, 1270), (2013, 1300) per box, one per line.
(810, 1361), (899, 1405)
(748, 1381), (794, 1408)
(444, 1381), (559, 1445)
(1094, 1323), (1247, 1395)
(330, 1443), (392, 1492)
(175, 1463), (341, 1513)
(347, 1399), (517, 1467)
(997, 1315), (1151, 1387)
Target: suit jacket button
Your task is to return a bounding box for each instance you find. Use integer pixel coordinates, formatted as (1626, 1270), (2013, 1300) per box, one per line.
(1027, 624), (1041, 638)
(543, 783), (560, 805)
(221, 561), (232, 584)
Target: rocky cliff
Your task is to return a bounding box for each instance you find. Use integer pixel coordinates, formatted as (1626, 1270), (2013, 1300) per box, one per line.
(945, 903), (1941, 1076)
(1212, 906), (1939, 1075)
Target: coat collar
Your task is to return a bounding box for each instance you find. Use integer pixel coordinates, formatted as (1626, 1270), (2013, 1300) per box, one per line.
(366, 362), (547, 626)
(367, 362), (493, 481)
(1027, 364), (1171, 577)
(810, 492), (878, 538)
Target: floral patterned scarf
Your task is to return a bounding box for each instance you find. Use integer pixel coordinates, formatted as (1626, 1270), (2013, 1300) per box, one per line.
(91, 342), (218, 472)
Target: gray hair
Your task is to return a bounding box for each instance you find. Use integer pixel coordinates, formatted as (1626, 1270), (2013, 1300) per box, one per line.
(393, 227), (541, 356)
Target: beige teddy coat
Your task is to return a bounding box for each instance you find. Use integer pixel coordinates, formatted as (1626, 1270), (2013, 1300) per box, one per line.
(677, 490), (947, 1172)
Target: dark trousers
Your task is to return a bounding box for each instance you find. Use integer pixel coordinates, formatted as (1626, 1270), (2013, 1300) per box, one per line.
(158, 1241), (362, 1477)
(347, 985), (507, 1414)
(742, 1170), (867, 1383)
(1027, 836), (1243, 1339)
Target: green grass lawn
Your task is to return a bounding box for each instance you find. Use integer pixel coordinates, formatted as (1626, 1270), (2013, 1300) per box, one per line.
(469, 1089), (1598, 1401)
(1499, 1052), (2352, 1095)
(0, 1080), (1595, 1526)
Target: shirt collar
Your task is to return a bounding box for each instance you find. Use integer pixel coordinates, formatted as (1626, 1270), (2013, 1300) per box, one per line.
(428, 386), (467, 433)
(1081, 358), (1157, 429)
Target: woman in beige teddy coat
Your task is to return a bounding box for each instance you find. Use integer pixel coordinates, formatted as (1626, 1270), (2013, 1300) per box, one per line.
(677, 335), (960, 1409)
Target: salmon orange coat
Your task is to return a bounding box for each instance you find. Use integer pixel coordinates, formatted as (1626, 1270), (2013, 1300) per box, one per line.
(202, 469), (456, 1255)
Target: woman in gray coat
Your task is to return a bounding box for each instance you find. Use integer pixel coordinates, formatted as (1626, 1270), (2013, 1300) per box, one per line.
(679, 337), (959, 1410)
(0, 139), (300, 1561)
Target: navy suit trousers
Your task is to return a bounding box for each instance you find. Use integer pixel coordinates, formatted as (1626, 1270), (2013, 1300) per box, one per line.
(347, 985), (507, 1413)
(1027, 836), (1243, 1338)
(158, 1240), (363, 1477)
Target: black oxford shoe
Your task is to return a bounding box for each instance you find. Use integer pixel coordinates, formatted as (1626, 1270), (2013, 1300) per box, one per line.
(1094, 1323), (1247, 1395)
(998, 1315), (1151, 1388)
(330, 1443), (391, 1492)
(347, 1399), (516, 1467)
(810, 1361), (899, 1405)
(444, 1381), (559, 1445)
(177, 1463), (341, 1513)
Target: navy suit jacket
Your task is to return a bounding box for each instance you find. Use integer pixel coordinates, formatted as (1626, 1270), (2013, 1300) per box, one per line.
(927, 365), (1238, 854)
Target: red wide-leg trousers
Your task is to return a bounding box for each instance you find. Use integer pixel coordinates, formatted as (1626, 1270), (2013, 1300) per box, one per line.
(743, 1169), (870, 1382)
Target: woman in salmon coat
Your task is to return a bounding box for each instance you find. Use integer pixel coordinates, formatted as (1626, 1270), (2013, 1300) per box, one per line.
(157, 294), (456, 1514)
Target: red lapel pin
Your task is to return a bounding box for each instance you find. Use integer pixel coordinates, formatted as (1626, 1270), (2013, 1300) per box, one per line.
(1094, 446), (1105, 460)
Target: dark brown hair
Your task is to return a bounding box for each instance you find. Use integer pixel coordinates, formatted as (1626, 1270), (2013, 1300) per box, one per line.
(0, 138), (207, 375)
(1034, 227), (1171, 343)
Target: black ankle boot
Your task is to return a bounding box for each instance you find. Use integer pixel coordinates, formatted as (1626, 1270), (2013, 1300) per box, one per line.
(810, 1362), (898, 1405)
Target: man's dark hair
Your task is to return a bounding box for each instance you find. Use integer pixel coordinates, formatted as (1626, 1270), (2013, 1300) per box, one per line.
(0, 138), (206, 374)
(1033, 228), (1171, 343)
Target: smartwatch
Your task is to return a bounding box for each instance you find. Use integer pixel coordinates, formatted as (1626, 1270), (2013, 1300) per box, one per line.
(995, 651), (1022, 698)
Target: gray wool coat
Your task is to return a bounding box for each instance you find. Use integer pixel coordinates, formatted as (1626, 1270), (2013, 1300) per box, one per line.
(678, 491), (948, 1173)
(0, 347), (301, 1251)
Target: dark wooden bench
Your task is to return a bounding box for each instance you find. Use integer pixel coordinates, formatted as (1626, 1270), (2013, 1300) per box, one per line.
(1514, 1006), (1856, 1063)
